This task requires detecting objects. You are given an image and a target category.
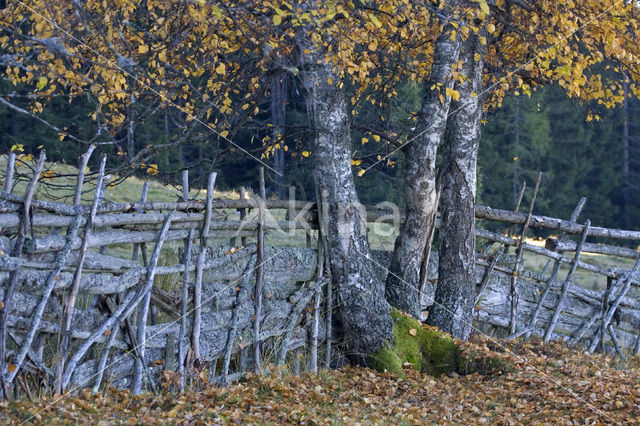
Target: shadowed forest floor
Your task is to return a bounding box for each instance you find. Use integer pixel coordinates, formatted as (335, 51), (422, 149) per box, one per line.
(2, 335), (640, 424)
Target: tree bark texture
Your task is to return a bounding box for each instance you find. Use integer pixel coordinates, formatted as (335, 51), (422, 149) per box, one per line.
(386, 7), (463, 318)
(427, 31), (485, 340)
(299, 32), (392, 363)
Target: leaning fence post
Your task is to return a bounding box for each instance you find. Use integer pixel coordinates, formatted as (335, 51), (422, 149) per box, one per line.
(7, 214), (83, 386)
(179, 230), (194, 392)
(73, 144), (96, 205)
(509, 172), (541, 335)
(254, 167), (266, 373)
(524, 197), (586, 339)
(132, 182), (149, 263)
(92, 318), (120, 394)
(133, 275), (155, 395)
(607, 324), (626, 360)
(588, 255), (640, 353)
(54, 154), (106, 393)
(62, 212), (175, 391)
(192, 172), (216, 363)
(0, 152), (16, 236)
(543, 219), (591, 343)
(3, 151), (16, 193)
(0, 151), (45, 398)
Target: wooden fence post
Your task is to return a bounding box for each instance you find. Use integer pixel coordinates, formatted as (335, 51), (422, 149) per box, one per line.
(191, 172), (216, 363)
(509, 172), (541, 334)
(0, 151), (45, 399)
(179, 230), (194, 391)
(254, 168), (266, 373)
(524, 197), (586, 339)
(543, 219), (591, 343)
(588, 256), (640, 353)
(3, 151), (16, 193)
(54, 153), (106, 393)
(62, 212), (175, 391)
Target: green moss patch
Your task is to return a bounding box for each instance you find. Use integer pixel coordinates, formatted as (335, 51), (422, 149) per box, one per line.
(371, 309), (512, 378)
(371, 346), (406, 379)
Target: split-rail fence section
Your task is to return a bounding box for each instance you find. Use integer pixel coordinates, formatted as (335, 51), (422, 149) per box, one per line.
(1, 151), (640, 396)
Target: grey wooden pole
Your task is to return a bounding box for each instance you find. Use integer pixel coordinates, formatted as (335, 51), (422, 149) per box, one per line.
(182, 170), (189, 201)
(3, 152), (16, 192)
(253, 168), (266, 373)
(509, 172), (541, 334)
(73, 145), (96, 206)
(0, 152), (16, 236)
(191, 172), (216, 362)
(179, 230), (194, 392)
(0, 151), (45, 397)
(543, 219), (591, 343)
(522, 197), (586, 340)
(54, 154), (106, 393)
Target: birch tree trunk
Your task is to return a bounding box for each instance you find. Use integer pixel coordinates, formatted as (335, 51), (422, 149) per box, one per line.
(298, 30), (392, 363)
(427, 31), (485, 340)
(385, 7), (463, 318)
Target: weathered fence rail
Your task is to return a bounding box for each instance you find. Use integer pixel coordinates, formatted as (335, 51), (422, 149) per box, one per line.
(1, 149), (640, 398)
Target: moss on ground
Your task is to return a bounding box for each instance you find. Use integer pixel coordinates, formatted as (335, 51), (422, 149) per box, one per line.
(371, 346), (406, 379)
(371, 308), (511, 378)
(370, 309), (458, 378)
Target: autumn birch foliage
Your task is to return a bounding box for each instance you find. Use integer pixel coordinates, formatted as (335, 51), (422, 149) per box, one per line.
(0, 0), (276, 166)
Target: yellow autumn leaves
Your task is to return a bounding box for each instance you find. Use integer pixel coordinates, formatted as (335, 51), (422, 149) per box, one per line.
(1, 0), (638, 175)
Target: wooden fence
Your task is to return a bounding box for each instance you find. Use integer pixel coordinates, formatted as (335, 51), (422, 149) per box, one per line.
(1, 149), (640, 397)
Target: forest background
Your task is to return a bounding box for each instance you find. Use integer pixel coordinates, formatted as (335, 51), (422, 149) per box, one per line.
(1, 76), (638, 233)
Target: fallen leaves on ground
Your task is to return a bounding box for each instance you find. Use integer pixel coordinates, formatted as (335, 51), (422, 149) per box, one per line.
(2, 335), (640, 424)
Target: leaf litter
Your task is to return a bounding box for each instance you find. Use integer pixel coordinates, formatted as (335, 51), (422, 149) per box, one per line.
(2, 334), (640, 424)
